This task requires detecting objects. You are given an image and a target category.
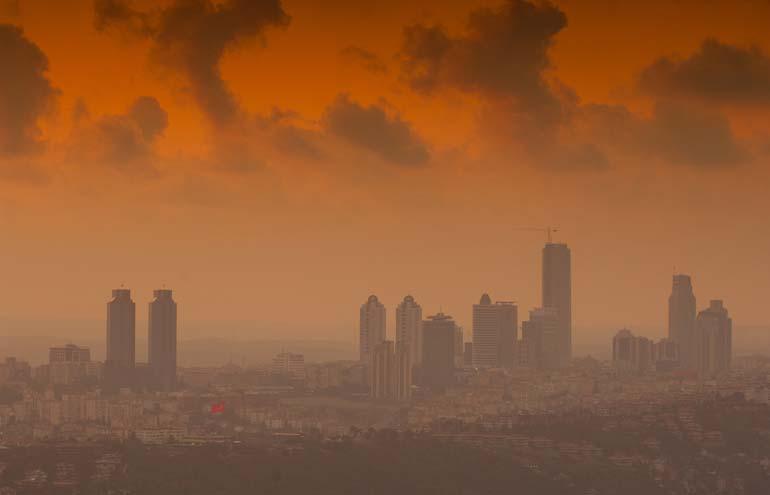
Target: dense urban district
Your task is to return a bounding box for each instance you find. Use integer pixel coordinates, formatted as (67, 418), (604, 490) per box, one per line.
(1, 243), (768, 494)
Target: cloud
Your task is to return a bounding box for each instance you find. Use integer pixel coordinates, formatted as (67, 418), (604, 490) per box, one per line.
(71, 96), (168, 174)
(254, 107), (323, 160)
(340, 46), (388, 74)
(580, 101), (747, 168)
(639, 38), (770, 105)
(323, 94), (430, 167)
(399, 0), (567, 115)
(95, 0), (290, 125)
(0, 24), (58, 155)
(643, 100), (747, 167)
(128, 96), (169, 141)
(395, 3), (751, 172)
(397, 0), (591, 169)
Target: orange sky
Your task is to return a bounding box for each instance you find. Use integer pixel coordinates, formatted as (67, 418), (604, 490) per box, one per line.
(1, 0), (770, 349)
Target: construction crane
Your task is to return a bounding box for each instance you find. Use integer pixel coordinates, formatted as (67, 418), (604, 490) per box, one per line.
(513, 226), (559, 243)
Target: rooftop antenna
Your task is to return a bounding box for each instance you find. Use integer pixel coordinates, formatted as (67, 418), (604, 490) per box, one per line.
(513, 226), (560, 243)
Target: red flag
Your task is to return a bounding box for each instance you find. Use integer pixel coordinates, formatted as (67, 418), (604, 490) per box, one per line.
(211, 402), (225, 414)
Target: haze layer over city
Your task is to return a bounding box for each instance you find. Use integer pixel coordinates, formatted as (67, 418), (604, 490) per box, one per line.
(1, 0), (770, 351)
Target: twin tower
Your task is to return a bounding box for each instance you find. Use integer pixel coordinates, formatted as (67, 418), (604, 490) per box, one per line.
(106, 288), (177, 390)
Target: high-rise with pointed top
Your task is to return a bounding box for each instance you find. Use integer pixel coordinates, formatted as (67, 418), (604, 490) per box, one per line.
(668, 274), (696, 370)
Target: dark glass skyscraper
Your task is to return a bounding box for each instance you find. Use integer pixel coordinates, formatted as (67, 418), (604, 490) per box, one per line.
(148, 289), (177, 391)
(421, 313), (457, 391)
(668, 274), (696, 369)
(542, 243), (571, 367)
(106, 288), (135, 369)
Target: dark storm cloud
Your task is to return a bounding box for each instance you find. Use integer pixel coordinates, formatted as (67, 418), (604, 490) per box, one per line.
(341, 45), (388, 74)
(128, 96), (169, 141)
(581, 101), (747, 168)
(640, 38), (770, 105)
(399, 0), (566, 113)
(93, 0), (149, 33)
(643, 101), (747, 167)
(73, 96), (168, 174)
(0, 24), (58, 155)
(323, 94), (430, 166)
(95, 0), (290, 125)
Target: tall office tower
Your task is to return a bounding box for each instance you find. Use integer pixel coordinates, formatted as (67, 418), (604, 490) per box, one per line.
(360, 295), (387, 363)
(394, 341), (412, 401)
(396, 295), (423, 366)
(542, 243), (571, 367)
(523, 307), (560, 369)
(612, 329), (653, 373)
(421, 313), (457, 391)
(370, 341), (395, 400)
(472, 294), (518, 368)
(694, 300), (732, 378)
(107, 289), (136, 369)
(668, 274), (697, 370)
(148, 289), (177, 391)
(497, 302), (517, 367)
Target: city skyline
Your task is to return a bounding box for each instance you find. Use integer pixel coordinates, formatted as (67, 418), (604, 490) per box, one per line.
(2, 1), (770, 340)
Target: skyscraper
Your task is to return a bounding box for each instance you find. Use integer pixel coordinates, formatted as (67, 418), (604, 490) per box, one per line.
(394, 341), (412, 401)
(668, 274), (696, 370)
(522, 307), (559, 369)
(370, 341), (395, 400)
(421, 313), (457, 391)
(360, 295), (386, 363)
(148, 289), (177, 391)
(106, 288), (135, 369)
(369, 340), (412, 401)
(472, 294), (517, 368)
(694, 300), (732, 378)
(542, 243), (571, 367)
(396, 295), (422, 366)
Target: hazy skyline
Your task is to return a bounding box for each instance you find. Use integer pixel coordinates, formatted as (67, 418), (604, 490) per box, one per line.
(2, 0), (770, 341)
